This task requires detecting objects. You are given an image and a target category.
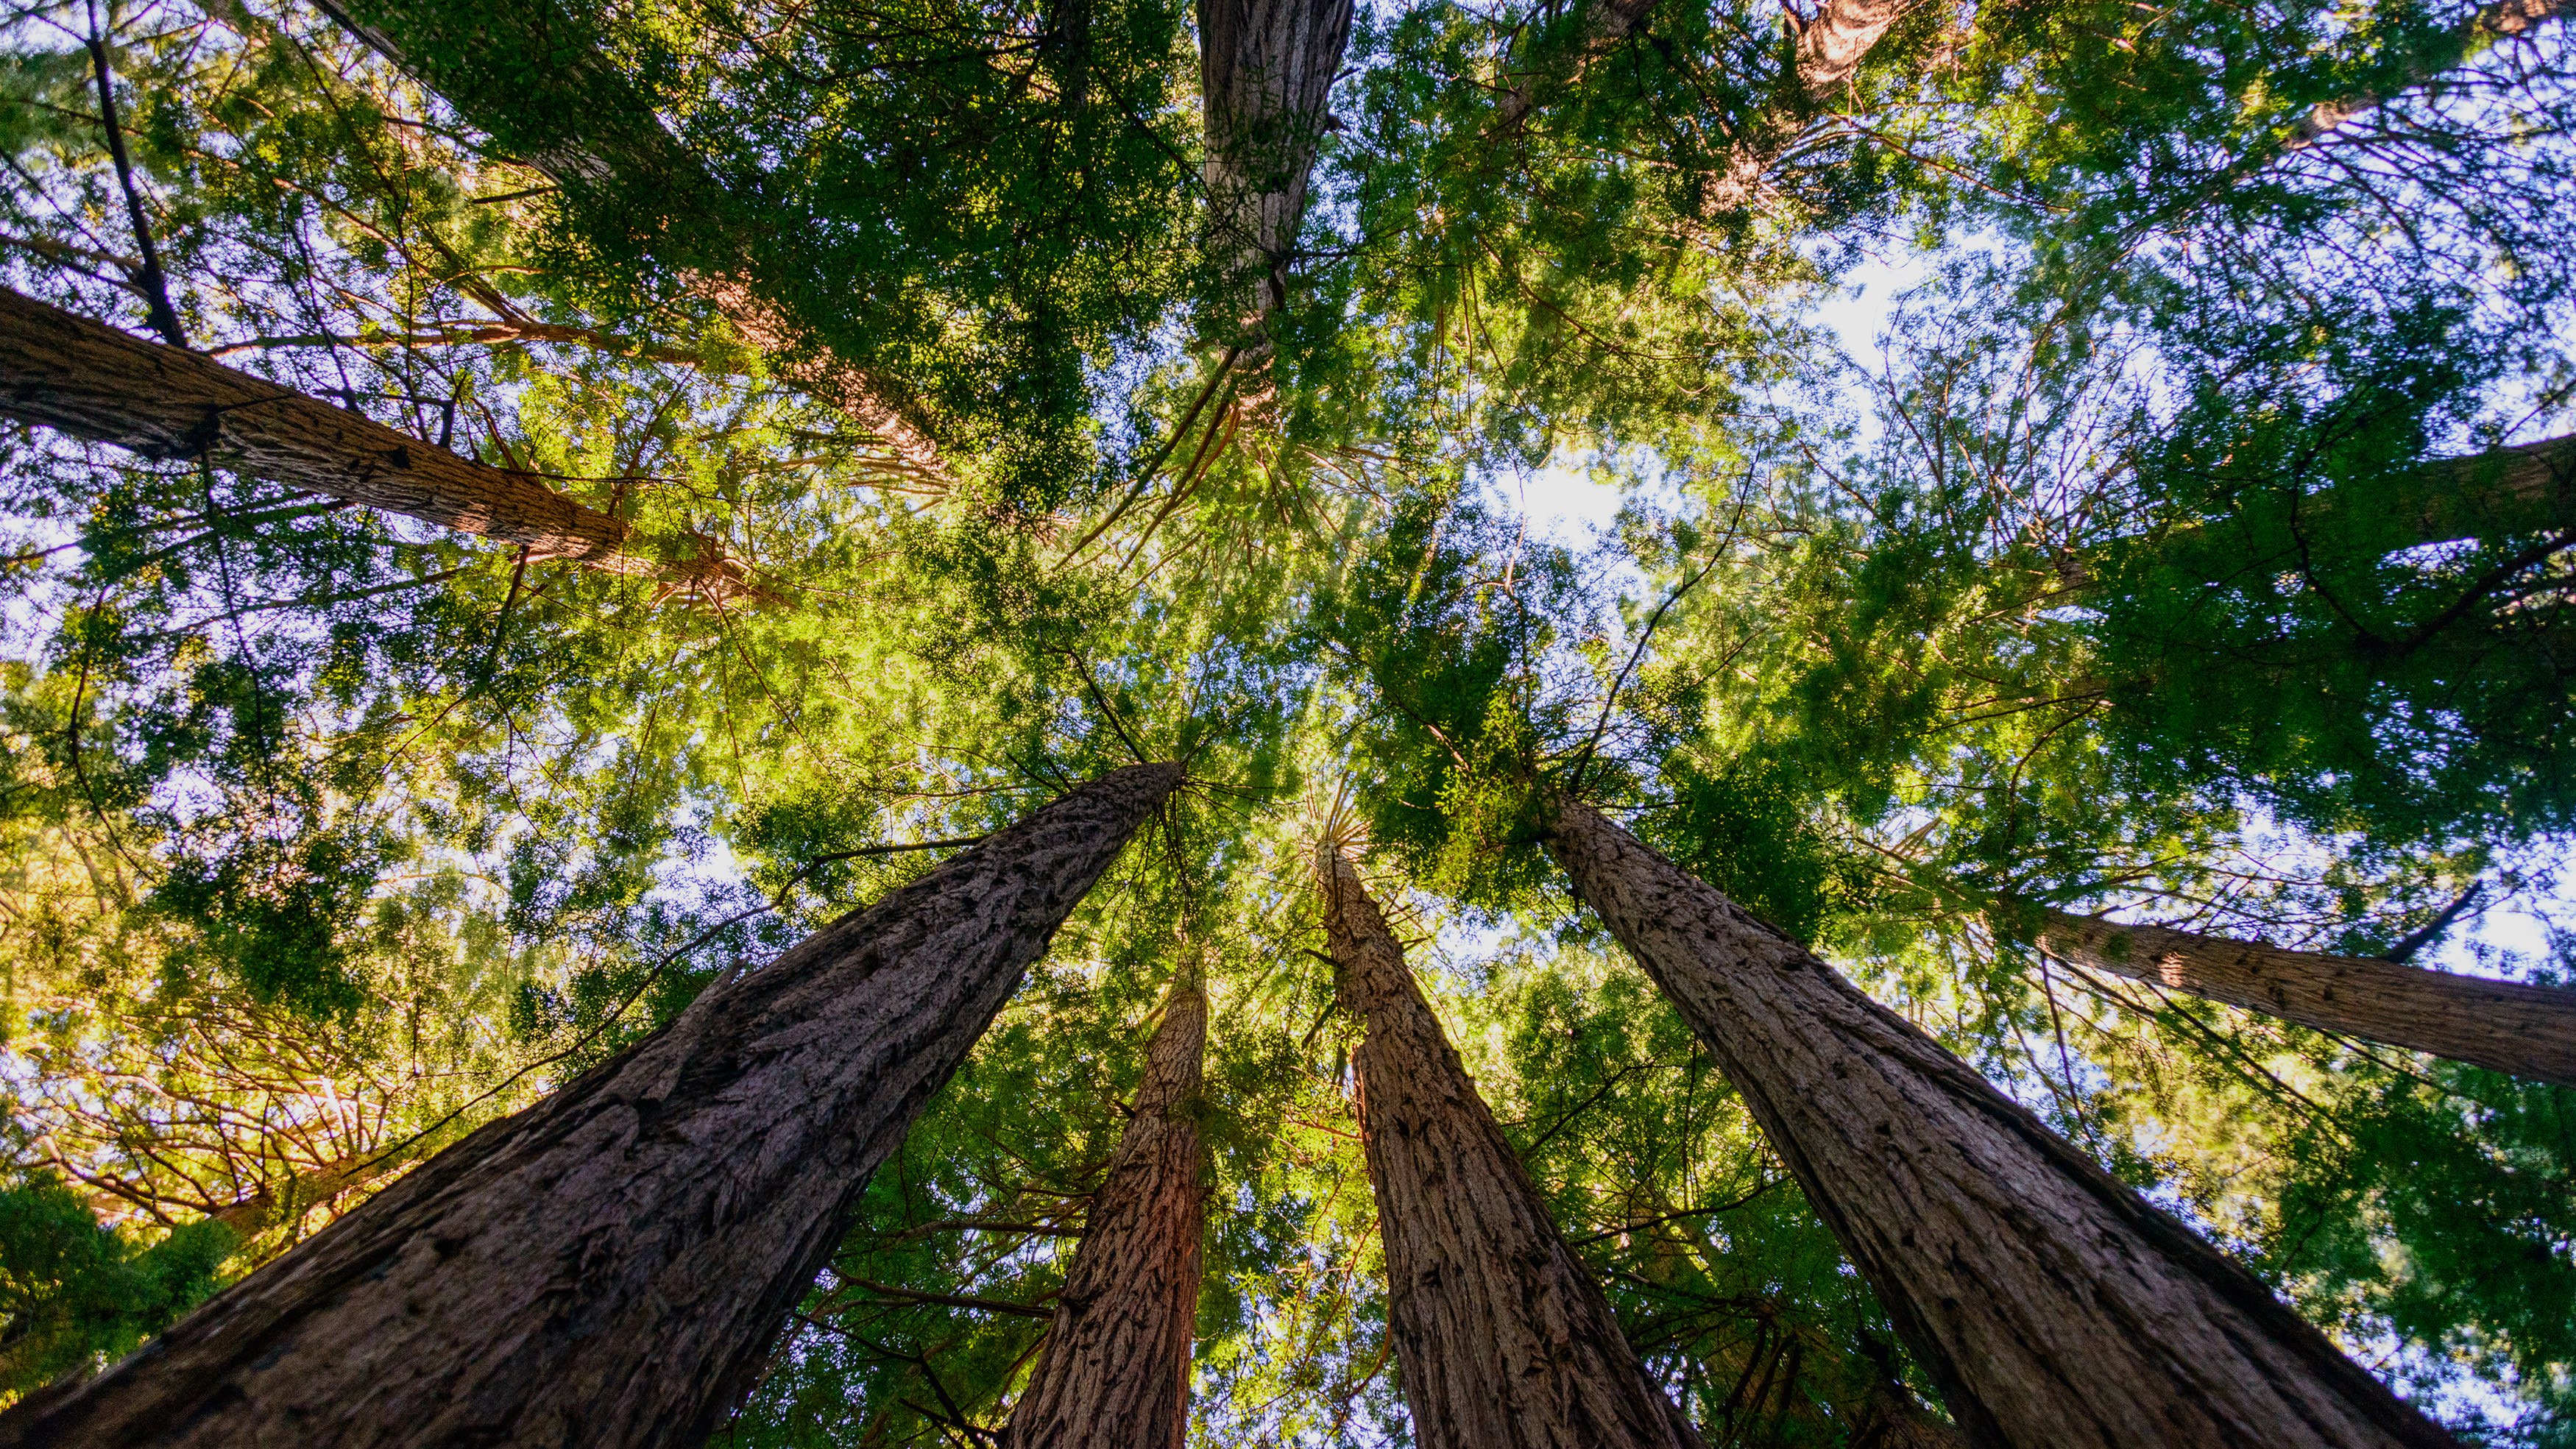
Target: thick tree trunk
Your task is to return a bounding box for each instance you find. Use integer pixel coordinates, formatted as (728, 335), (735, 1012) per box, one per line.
(1320, 851), (1705, 1449)
(1197, 0), (1356, 389)
(308, 0), (946, 479)
(2027, 906), (2576, 1087)
(1543, 798), (2460, 1449)
(0, 762), (1182, 1449)
(999, 972), (1208, 1449)
(0, 286), (756, 602)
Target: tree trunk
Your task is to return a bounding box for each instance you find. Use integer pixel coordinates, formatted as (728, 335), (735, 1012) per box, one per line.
(0, 286), (757, 603)
(307, 0), (947, 481)
(1320, 851), (1706, 1449)
(1197, 0), (1356, 389)
(2053, 431), (2576, 591)
(0, 762), (1182, 1449)
(1543, 798), (2460, 1449)
(2025, 906), (2576, 1088)
(999, 971), (1208, 1449)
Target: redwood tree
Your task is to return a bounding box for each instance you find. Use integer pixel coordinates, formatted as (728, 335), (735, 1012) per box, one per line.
(2025, 905), (2576, 1088)
(999, 971), (1210, 1449)
(0, 286), (757, 602)
(0, 762), (1182, 1449)
(1543, 798), (2461, 1449)
(1320, 848), (1706, 1449)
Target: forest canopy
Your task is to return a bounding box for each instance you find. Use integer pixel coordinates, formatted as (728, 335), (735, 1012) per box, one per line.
(0, 0), (2572, 1442)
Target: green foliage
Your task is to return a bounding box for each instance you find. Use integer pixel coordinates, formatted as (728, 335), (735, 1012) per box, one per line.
(0, 1175), (235, 1400)
(5, 0), (2575, 1439)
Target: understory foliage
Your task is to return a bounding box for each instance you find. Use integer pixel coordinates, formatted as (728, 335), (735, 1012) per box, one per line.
(1, 0), (2573, 1442)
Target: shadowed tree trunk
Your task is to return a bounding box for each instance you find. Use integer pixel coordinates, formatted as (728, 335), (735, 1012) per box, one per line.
(0, 762), (1182, 1449)
(2024, 906), (2576, 1088)
(999, 968), (1209, 1449)
(1197, 0), (1356, 398)
(1543, 798), (2461, 1449)
(0, 286), (757, 603)
(1319, 849), (1707, 1449)
(308, 0), (947, 480)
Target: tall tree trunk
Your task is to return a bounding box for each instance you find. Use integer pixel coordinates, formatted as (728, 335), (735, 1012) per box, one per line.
(1197, 0), (1356, 399)
(999, 971), (1209, 1449)
(0, 286), (757, 603)
(1543, 798), (2460, 1449)
(1319, 850), (1705, 1449)
(2024, 906), (2576, 1088)
(0, 762), (1182, 1449)
(307, 0), (947, 480)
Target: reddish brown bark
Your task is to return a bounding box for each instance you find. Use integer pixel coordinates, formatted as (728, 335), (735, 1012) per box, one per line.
(1544, 798), (2460, 1449)
(999, 973), (1208, 1449)
(2028, 906), (2576, 1088)
(0, 286), (757, 602)
(1321, 851), (1706, 1449)
(0, 762), (1181, 1449)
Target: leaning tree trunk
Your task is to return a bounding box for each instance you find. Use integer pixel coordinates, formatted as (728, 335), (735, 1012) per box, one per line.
(308, 0), (946, 480)
(1320, 851), (1705, 1449)
(1197, 0), (1355, 394)
(2025, 906), (2576, 1088)
(0, 287), (757, 603)
(0, 762), (1182, 1449)
(999, 971), (1209, 1449)
(1543, 799), (2460, 1449)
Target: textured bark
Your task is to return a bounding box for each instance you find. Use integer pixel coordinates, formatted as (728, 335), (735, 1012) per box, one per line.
(1320, 852), (1706, 1449)
(0, 286), (756, 602)
(2285, 0), (2567, 148)
(1787, 0), (1915, 98)
(1543, 799), (2460, 1449)
(0, 762), (1182, 1449)
(999, 974), (1208, 1449)
(1197, 0), (1356, 388)
(309, 0), (946, 478)
(2028, 907), (2576, 1087)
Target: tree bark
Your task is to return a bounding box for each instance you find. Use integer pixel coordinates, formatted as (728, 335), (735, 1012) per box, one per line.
(0, 762), (1182, 1449)
(1320, 851), (1706, 1449)
(999, 971), (1208, 1449)
(307, 0), (947, 480)
(0, 286), (757, 603)
(2026, 906), (2576, 1088)
(1543, 798), (2461, 1449)
(1197, 0), (1356, 392)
